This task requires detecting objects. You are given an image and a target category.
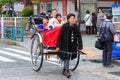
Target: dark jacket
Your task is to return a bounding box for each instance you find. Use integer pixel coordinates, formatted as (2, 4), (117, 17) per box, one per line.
(100, 19), (115, 41)
(92, 15), (97, 26)
(57, 23), (83, 60)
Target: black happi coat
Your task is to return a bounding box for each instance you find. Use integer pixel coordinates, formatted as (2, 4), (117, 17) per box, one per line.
(57, 23), (83, 60)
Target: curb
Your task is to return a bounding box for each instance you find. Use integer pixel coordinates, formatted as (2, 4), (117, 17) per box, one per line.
(0, 38), (27, 48)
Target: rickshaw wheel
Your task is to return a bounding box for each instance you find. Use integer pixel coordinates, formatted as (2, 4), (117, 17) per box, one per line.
(31, 34), (43, 72)
(69, 51), (80, 71)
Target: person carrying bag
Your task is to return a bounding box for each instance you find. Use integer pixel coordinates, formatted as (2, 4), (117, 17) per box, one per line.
(84, 10), (92, 34)
(98, 14), (115, 67)
(95, 38), (103, 50)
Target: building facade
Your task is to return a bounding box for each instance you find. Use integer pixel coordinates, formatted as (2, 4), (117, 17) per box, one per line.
(80, 0), (115, 20)
(97, 0), (114, 14)
(39, 0), (78, 19)
(23, 0), (117, 20)
(24, 0), (78, 19)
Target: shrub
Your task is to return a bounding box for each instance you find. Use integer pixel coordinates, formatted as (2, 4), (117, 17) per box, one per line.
(21, 7), (33, 17)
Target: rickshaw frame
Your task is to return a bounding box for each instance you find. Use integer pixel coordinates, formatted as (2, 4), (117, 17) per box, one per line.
(29, 15), (80, 72)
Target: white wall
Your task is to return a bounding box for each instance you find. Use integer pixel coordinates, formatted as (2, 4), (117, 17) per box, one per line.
(67, 0), (78, 20)
(14, 3), (24, 12)
(51, 1), (78, 19)
(52, 1), (62, 14)
(97, 1), (114, 7)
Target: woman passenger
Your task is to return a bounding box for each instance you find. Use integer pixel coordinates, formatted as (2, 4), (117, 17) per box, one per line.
(53, 13), (65, 27)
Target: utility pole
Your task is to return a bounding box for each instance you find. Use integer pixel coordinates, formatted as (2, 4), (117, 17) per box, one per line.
(12, 2), (14, 17)
(76, 0), (81, 20)
(24, 0), (26, 7)
(78, 0), (81, 20)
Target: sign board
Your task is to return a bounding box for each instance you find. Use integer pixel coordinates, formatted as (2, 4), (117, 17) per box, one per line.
(80, 0), (96, 3)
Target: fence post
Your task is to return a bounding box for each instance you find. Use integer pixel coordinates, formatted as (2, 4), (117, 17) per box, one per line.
(14, 17), (17, 40)
(1, 17), (4, 38)
(3, 26), (6, 39)
(10, 26), (13, 40)
(14, 17), (17, 26)
(12, 26), (16, 40)
(20, 27), (24, 42)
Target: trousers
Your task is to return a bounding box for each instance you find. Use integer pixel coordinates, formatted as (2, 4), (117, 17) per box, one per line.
(86, 26), (91, 34)
(63, 60), (69, 72)
(103, 41), (112, 65)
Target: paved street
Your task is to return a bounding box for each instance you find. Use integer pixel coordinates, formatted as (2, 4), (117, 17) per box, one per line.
(0, 0), (120, 80)
(0, 43), (62, 68)
(0, 35), (120, 80)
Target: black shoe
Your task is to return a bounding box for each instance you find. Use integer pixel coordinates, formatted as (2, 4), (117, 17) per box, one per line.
(104, 64), (114, 68)
(95, 35), (100, 37)
(62, 71), (71, 78)
(67, 73), (71, 78)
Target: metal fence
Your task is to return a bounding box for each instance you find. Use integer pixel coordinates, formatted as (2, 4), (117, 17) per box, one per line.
(0, 17), (29, 41)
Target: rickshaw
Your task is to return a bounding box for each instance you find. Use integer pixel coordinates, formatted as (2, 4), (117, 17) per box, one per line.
(29, 15), (80, 72)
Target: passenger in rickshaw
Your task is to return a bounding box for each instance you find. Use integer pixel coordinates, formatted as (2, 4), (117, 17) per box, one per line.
(38, 16), (49, 31)
(56, 13), (83, 78)
(38, 13), (64, 47)
(38, 13), (65, 59)
(48, 9), (58, 27)
(53, 13), (65, 27)
(39, 13), (64, 31)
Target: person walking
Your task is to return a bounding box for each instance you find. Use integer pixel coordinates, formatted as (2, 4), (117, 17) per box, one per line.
(92, 12), (97, 34)
(56, 13), (83, 78)
(100, 14), (115, 67)
(40, 9), (46, 17)
(96, 8), (106, 37)
(47, 10), (52, 19)
(84, 10), (92, 35)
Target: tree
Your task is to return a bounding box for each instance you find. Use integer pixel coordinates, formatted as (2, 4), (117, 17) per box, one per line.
(0, 0), (16, 6)
(31, 0), (40, 15)
(0, 0), (17, 17)
(32, 0), (39, 5)
(21, 7), (33, 17)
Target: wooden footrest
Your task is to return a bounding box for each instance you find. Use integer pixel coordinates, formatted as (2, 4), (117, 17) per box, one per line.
(44, 49), (59, 60)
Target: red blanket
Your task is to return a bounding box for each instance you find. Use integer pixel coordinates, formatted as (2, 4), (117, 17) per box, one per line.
(40, 27), (61, 47)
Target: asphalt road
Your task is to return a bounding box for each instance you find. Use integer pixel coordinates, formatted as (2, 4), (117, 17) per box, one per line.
(0, 43), (119, 80)
(0, 43), (62, 68)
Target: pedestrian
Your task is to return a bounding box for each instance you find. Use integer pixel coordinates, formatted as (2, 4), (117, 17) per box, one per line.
(92, 12), (97, 34)
(84, 10), (92, 35)
(96, 8), (106, 37)
(47, 10), (52, 19)
(40, 9), (46, 17)
(48, 9), (58, 28)
(56, 13), (83, 78)
(100, 14), (115, 67)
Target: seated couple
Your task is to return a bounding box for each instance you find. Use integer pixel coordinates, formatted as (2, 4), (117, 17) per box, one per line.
(38, 13), (65, 31)
(38, 14), (65, 47)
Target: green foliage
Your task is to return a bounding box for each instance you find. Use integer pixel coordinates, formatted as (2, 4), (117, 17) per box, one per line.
(21, 18), (29, 29)
(32, 0), (40, 5)
(21, 7), (33, 17)
(0, 0), (16, 6)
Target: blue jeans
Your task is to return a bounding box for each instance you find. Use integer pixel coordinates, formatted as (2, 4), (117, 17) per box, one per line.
(97, 26), (100, 32)
(63, 60), (69, 72)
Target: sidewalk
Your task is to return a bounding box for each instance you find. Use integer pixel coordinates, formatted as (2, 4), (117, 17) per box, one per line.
(0, 35), (120, 80)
